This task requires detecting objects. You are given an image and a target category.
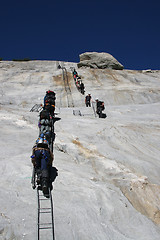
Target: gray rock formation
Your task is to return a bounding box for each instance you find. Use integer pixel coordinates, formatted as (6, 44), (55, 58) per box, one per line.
(1, 61), (160, 240)
(77, 52), (124, 70)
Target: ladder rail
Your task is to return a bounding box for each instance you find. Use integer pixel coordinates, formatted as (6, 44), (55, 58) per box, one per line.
(50, 190), (55, 239)
(37, 188), (40, 240)
(31, 167), (36, 189)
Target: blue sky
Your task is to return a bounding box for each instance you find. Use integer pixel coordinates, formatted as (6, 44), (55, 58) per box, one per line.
(1, 0), (160, 69)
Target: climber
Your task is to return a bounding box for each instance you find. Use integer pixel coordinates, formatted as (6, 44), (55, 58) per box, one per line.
(73, 69), (77, 75)
(79, 80), (85, 94)
(31, 136), (55, 197)
(38, 109), (55, 144)
(44, 90), (56, 116)
(73, 69), (78, 80)
(76, 79), (80, 89)
(85, 94), (92, 107)
(95, 98), (105, 118)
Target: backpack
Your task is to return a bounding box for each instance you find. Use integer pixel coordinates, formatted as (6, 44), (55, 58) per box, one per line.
(86, 95), (91, 102)
(44, 92), (56, 115)
(39, 120), (51, 136)
(97, 101), (105, 110)
(100, 101), (105, 110)
(40, 109), (50, 120)
(44, 101), (55, 115)
(44, 92), (55, 105)
(44, 91), (56, 104)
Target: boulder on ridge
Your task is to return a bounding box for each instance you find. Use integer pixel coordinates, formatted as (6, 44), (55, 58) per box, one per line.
(77, 52), (124, 70)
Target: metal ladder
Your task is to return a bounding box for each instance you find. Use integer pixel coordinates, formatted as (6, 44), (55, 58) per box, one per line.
(37, 188), (55, 240)
(62, 67), (74, 107)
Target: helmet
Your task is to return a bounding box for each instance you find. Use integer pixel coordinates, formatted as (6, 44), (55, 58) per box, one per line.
(36, 137), (42, 144)
(36, 137), (49, 147)
(40, 133), (44, 138)
(46, 90), (55, 95)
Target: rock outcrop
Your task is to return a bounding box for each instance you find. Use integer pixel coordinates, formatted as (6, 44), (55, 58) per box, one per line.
(1, 61), (160, 239)
(77, 52), (124, 70)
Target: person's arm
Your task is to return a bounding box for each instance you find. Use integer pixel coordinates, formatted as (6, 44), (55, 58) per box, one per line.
(31, 148), (36, 166)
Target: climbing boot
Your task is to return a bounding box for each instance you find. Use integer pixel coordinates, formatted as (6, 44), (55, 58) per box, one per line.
(36, 169), (41, 185)
(36, 174), (41, 185)
(42, 178), (49, 197)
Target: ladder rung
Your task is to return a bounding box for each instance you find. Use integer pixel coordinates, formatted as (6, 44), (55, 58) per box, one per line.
(39, 198), (50, 201)
(39, 227), (52, 230)
(37, 223), (52, 226)
(38, 223), (52, 225)
(40, 211), (51, 214)
(39, 194), (50, 197)
(40, 208), (51, 210)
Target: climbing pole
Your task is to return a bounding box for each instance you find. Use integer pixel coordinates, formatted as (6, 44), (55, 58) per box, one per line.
(92, 102), (97, 117)
(37, 188), (55, 240)
(61, 66), (74, 107)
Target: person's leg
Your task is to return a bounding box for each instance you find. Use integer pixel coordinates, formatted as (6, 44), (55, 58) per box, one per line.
(34, 150), (42, 184)
(99, 108), (103, 118)
(41, 150), (50, 196)
(41, 169), (49, 195)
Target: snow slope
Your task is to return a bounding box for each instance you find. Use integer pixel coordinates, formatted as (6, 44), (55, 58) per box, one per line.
(0, 61), (160, 240)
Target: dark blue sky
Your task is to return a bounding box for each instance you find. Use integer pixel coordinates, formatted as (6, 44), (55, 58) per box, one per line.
(1, 0), (160, 69)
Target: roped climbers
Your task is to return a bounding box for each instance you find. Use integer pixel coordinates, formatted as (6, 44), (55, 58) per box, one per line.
(95, 98), (106, 118)
(71, 67), (107, 118)
(72, 68), (85, 95)
(30, 90), (60, 240)
(31, 90), (60, 198)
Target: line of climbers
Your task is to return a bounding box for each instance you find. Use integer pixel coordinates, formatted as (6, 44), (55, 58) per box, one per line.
(85, 93), (106, 118)
(31, 90), (60, 198)
(58, 65), (106, 118)
(72, 68), (106, 118)
(72, 69), (85, 95)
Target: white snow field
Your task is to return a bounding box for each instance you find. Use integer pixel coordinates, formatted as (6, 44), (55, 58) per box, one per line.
(0, 60), (160, 240)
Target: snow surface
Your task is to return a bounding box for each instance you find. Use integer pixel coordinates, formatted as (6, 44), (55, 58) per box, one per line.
(0, 61), (160, 240)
